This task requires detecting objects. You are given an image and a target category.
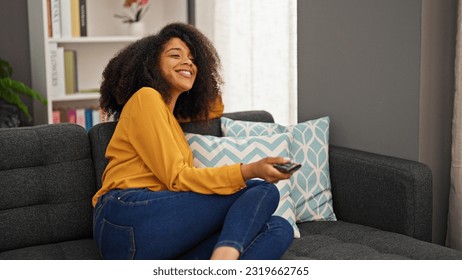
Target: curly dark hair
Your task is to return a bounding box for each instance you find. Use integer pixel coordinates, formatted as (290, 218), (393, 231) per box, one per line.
(99, 22), (223, 121)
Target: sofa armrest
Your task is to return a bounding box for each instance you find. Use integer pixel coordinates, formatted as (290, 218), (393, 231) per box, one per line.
(329, 145), (432, 242)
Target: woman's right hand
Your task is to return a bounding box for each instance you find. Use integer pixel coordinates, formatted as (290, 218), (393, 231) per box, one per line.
(240, 157), (294, 183)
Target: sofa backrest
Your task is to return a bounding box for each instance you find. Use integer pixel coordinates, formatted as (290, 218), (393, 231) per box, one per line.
(0, 124), (96, 252)
(88, 110), (274, 190)
(88, 121), (117, 191)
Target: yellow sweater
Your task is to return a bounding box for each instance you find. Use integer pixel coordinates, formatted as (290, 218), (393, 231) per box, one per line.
(92, 87), (245, 207)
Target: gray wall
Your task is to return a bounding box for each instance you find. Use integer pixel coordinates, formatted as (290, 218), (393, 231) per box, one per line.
(0, 0), (33, 125)
(298, 0), (457, 245)
(298, 0), (422, 160)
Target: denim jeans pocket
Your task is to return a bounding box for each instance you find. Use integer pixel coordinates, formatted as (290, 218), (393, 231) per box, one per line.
(98, 218), (136, 260)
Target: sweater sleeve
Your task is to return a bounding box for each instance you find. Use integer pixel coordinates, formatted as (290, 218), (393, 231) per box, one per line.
(126, 89), (245, 195)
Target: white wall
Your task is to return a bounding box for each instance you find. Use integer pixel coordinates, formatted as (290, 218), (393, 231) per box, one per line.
(87, 0), (188, 36)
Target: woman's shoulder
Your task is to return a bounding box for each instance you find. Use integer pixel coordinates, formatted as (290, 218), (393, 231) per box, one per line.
(125, 87), (164, 107)
(122, 87), (167, 117)
(134, 87), (163, 101)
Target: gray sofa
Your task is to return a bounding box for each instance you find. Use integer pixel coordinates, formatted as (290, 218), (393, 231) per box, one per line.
(1, 110), (461, 259)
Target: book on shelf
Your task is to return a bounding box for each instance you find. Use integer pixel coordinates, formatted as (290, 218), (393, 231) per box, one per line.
(46, 0), (52, 37)
(49, 43), (66, 97)
(50, 0), (61, 38)
(63, 49), (78, 94)
(70, 0), (87, 37)
(52, 107), (113, 131)
(76, 108), (86, 128)
(79, 0), (87, 37)
(85, 108), (93, 130)
(60, 0), (72, 38)
(67, 108), (77, 123)
(52, 110), (61, 124)
(70, 0), (80, 37)
(92, 109), (101, 127)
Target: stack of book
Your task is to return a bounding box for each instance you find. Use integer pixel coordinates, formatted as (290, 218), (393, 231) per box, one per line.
(49, 44), (79, 96)
(52, 107), (113, 131)
(48, 0), (87, 38)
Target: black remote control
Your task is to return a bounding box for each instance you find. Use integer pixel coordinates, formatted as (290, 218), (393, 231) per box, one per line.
(273, 162), (302, 173)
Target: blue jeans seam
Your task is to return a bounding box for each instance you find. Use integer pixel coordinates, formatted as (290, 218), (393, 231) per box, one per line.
(111, 189), (195, 206)
(242, 221), (270, 256)
(238, 185), (271, 247)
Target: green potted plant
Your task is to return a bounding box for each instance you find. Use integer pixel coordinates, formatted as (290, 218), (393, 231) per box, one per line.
(0, 58), (47, 128)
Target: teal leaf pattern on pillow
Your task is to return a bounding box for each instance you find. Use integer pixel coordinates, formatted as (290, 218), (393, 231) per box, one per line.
(221, 116), (336, 223)
(185, 132), (300, 238)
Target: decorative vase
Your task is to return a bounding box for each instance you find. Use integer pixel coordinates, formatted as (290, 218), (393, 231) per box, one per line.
(128, 21), (146, 37)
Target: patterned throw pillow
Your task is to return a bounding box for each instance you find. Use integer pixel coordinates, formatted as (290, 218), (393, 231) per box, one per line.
(185, 132), (301, 238)
(221, 116), (336, 223)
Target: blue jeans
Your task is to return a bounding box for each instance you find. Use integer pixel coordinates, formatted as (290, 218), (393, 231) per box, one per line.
(93, 180), (293, 260)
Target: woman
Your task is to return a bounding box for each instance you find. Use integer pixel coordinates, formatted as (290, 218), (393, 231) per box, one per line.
(92, 22), (294, 260)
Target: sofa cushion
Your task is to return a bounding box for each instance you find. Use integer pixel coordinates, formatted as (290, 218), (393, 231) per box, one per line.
(0, 124), (95, 255)
(283, 221), (462, 260)
(221, 116), (336, 223)
(185, 132), (300, 238)
(0, 239), (100, 260)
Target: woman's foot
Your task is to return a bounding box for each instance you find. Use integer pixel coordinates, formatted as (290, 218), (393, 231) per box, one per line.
(210, 246), (240, 260)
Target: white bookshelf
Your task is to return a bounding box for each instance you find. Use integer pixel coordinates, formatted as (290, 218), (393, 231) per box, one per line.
(48, 36), (140, 44)
(27, 0), (188, 125)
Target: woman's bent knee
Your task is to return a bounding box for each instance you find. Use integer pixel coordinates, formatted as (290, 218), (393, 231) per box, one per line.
(253, 181), (280, 211)
(268, 216), (294, 247)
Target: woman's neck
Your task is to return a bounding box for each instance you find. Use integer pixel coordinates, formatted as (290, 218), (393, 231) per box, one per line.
(168, 92), (181, 112)
(168, 102), (176, 113)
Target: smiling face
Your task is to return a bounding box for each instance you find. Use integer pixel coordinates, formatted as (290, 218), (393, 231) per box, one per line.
(159, 37), (198, 98)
